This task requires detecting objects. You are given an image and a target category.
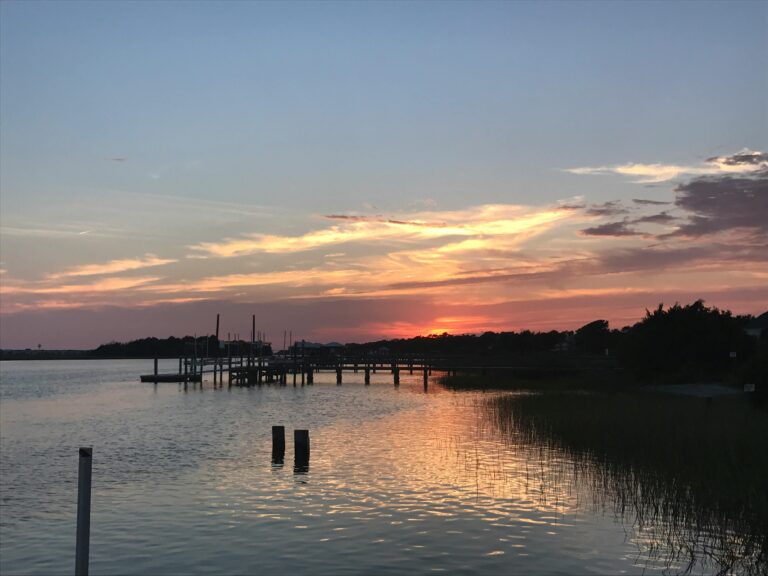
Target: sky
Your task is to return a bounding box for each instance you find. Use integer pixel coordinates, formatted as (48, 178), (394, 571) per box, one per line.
(1, 0), (766, 349)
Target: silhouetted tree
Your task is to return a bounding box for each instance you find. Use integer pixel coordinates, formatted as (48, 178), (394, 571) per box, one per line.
(575, 319), (610, 355)
(619, 300), (752, 382)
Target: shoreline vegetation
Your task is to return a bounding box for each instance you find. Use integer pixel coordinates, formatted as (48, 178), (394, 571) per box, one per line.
(482, 391), (768, 575)
(2, 300), (766, 393)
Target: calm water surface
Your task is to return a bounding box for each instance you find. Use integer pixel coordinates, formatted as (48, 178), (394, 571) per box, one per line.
(0, 360), (736, 574)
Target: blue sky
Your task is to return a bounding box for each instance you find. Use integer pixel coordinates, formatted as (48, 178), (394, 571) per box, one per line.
(1, 1), (766, 347)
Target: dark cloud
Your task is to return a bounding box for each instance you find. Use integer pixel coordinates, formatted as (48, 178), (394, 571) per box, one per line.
(596, 244), (768, 273)
(633, 198), (671, 206)
(580, 221), (639, 237)
(557, 201), (587, 211)
(670, 171), (768, 238)
(585, 201), (628, 217)
(633, 212), (677, 225)
(324, 214), (446, 228)
(325, 214), (374, 222)
(706, 150), (768, 166)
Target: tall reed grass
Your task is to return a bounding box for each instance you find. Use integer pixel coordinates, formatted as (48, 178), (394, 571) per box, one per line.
(487, 392), (767, 575)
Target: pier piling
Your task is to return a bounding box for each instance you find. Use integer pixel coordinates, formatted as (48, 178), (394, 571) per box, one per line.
(272, 426), (285, 462)
(294, 430), (310, 465)
(75, 447), (92, 576)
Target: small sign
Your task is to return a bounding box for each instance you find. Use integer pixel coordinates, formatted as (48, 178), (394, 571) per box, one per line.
(744, 383), (756, 393)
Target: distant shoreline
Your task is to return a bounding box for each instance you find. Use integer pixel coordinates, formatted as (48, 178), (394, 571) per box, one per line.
(0, 352), (180, 361)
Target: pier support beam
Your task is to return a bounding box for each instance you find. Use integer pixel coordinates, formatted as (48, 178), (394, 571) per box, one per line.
(294, 430), (310, 466)
(272, 426), (285, 463)
(75, 447), (92, 576)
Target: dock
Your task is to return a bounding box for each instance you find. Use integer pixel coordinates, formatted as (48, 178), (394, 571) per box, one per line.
(140, 354), (440, 387)
(138, 313), (605, 387)
(140, 373), (202, 383)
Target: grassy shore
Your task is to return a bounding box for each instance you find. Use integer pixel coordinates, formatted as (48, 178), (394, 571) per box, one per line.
(486, 390), (768, 575)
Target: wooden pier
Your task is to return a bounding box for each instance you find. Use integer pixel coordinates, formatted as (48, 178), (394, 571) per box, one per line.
(138, 314), (606, 387)
(140, 354), (440, 387)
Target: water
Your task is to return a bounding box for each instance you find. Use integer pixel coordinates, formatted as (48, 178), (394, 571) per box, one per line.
(0, 360), (755, 575)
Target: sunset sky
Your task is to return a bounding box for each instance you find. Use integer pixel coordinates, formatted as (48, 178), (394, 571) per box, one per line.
(1, 1), (766, 349)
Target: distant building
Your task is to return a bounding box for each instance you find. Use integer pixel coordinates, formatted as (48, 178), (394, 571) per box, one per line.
(745, 312), (768, 339)
(551, 332), (575, 353)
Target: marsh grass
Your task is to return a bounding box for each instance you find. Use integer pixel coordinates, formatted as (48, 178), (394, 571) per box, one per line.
(487, 391), (768, 575)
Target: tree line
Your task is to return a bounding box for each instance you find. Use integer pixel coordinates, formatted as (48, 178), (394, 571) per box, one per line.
(3, 300), (765, 388)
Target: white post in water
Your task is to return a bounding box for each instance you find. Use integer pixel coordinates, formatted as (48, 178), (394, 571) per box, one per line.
(76, 447), (92, 576)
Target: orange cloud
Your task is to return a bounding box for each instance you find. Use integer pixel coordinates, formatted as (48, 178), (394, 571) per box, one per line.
(567, 148), (768, 183)
(188, 203), (573, 258)
(46, 254), (176, 279)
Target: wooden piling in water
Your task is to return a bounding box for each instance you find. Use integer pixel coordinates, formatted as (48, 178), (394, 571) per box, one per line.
(394, 366), (400, 385)
(294, 430), (310, 464)
(75, 447), (92, 576)
(272, 425), (285, 462)
(364, 366), (370, 385)
(336, 365), (342, 385)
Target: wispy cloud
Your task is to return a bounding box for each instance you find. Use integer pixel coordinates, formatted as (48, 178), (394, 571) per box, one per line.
(579, 221), (639, 237)
(189, 204), (572, 258)
(4, 150), (766, 331)
(633, 199), (671, 206)
(1, 276), (161, 296)
(46, 254), (176, 279)
(585, 201), (629, 217)
(567, 149), (768, 183)
(0, 225), (117, 239)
